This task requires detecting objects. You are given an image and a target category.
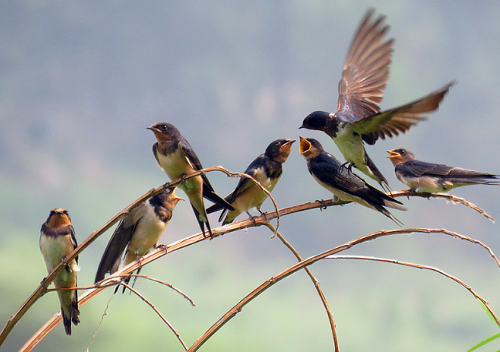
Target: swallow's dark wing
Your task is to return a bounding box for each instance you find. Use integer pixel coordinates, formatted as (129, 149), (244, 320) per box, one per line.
(152, 143), (161, 167)
(396, 160), (453, 178)
(228, 156), (268, 203)
(400, 159), (497, 180)
(311, 153), (403, 205)
(68, 225), (78, 264)
(94, 214), (139, 283)
(206, 157), (266, 215)
(352, 82), (453, 144)
(336, 9), (393, 120)
(178, 138), (235, 210)
(309, 154), (366, 195)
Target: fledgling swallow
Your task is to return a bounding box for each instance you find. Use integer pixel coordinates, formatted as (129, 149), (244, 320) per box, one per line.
(387, 148), (500, 193)
(95, 187), (183, 284)
(148, 123), (234, 238)
(300, 9), (453, 190)
(206, 139), (295, 224)
(39, 208), (80, 336)
(299, 137), (406, 224)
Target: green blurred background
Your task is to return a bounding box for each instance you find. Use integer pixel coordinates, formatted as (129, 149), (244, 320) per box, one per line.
(1, 1), (500, 351)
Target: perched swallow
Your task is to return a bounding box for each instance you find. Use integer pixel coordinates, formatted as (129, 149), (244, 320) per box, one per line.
(206, 139), (295, 224)
(300, 9), (453, 190)
(148, 123), (234, 238)
(299, 137), (406, 224)
(387, 148), (500, 193)
(39, 209), (80, 336)
(95, 187), (183, 284)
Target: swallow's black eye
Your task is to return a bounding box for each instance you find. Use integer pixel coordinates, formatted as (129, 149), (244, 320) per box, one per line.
(400, 150), (405, 155)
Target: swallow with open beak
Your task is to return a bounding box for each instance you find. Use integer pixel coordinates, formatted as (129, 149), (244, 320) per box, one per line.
(148, 123), (234, 238)
(387, 148), (500, 193)
(95, 187), (183, 284)
(300, 9), (453, 190)
(299, 137), (406, 224)
(39, 208), (80, 335)
(206, 139), (295, 224)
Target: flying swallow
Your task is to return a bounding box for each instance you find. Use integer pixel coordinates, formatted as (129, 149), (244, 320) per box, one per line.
(206, 139), (295, 224)
(299, 137), (406, 224)
(299, 9), (453, 190)
(95, 187), (183, 284)
(39, 208), (80, 335)
(148, 123), (234, 238)
(387, 148), (500, 193)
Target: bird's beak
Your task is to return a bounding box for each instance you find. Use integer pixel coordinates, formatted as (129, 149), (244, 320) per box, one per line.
(299, 136), (311, 154)
(147, 126), (160, 133)
(386, 150), (400, 159)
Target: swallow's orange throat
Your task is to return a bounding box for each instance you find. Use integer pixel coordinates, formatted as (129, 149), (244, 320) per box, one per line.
(48, 209), (72, 227)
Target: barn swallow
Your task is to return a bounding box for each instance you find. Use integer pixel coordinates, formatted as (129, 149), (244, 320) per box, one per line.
(299, 137), (406, 224)
(148, 123), (234, 238)
(95, 187), (183, 284)
(206, 139), (295, 224)
(300, 9), (453, 190)
(387, 148), (500, 193)
(39, 209), (80, 335)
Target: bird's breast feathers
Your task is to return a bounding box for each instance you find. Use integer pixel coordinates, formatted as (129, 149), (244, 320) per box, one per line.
(128, 207), (167, 257)
(39, 234), (79, 282)
(156, 148), (202, 191)
(333, 131), (365, 166)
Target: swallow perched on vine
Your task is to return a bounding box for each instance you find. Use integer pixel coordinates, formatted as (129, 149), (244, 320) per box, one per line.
(148, 123), (234, 238)
(299, 137), (406, 224)
(207, 139), (295, 224)
(95, 187), (183, 284)
(39, 208), (80, 335)
(387, 148), (500, 193)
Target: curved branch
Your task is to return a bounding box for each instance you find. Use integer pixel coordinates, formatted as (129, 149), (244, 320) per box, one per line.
(119, 282), (188, 351)
(186, 228), (500, 351)
(326, 255), (499, 325)
(391, 190), (495, 222)
(265, 223), (339, 351)
(8, 185), (496, 349)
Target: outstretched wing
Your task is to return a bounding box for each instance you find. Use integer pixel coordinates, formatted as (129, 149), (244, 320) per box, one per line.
(336, 9), (393, 121)
(351, 82), (454, 144)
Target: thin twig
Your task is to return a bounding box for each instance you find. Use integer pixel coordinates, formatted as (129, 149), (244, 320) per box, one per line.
(119, 282), (188, 351)
(265, 223), (339, 351)
(10, 188), (495, 349)
(391, 190), (495, 222)
(186, 227), (500, 351)
(326, 255), (500, 326)
(46, 274), (196, 306)
(0, 165), (268, 346)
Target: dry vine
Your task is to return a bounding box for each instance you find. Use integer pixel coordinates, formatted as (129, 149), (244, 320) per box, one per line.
(1, 166), (497, 351)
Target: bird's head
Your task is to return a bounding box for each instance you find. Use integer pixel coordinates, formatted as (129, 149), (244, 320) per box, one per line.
(386, 148), (415, 166)
(152, 187), (184, 209)
(300, 111), (330, 131)
(47, 208), (71, 227)
(299, 136), (323, 158)
(147, 123), (180, 142)
(265, 139), (296, 163)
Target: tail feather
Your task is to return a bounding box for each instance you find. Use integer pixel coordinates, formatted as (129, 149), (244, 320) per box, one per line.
(202, 187), (235, 211)
(62, 290), (80, 336)
(191, 204), (213, 238)
(365, 151), (390, 192)
(380, 208), (404, 226)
